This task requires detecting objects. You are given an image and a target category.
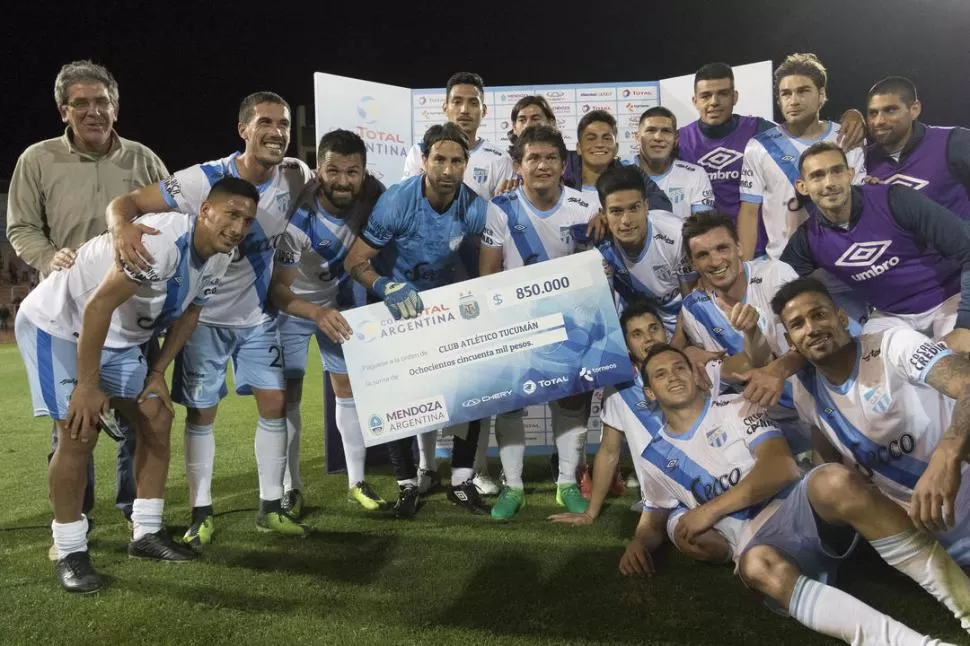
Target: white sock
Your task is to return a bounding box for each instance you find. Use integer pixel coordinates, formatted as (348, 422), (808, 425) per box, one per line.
(185, 422), (215, 508)
(788, 574), (949, 645)
(52, 516), (88, 560)
(283, 403), (302, 492)
(872, 530), (970, 631)
(418, 431), (438, 471)
(495, 413), (526, 489)
(335, 396), (366, 487)
(397, 477), (418, 488)
(131, 498), (164, 541)
(254, 417), (287, 502)
(552, 402), (586, 485)
(452, 467), (474, 487)
(474, 422), (491, 474)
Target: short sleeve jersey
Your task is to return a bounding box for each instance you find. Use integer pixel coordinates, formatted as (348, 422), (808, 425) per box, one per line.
(481, 186), (598, 269)
(159, 153), (312, 326)
(19, 212), (230, 348)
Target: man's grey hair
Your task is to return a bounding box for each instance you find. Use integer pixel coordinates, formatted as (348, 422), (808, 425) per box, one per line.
(54, 60), (119, 106)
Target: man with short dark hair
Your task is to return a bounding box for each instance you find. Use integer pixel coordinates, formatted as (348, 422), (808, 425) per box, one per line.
(6, 59), (169, 543)
(783, 141), (970, 348)
(479, 125), (599, 519)
(680, 61), (864, 257)
(108, 91), (315, 546)
(273, 129), (387, 514)
(345, 122), (492, 519)
(628, 106), (713, 220)
(865, 76), (970, 221)
(16, 176), (261, 592)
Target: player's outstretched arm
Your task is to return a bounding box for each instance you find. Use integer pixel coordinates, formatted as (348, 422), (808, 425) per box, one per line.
(736, 202), (761, 262)
(917, 354), (970, 533)
(549, 424), (624, 525)
(739, 349), (807, 408)
(619, 510), (669, 578)
(836, 109), (867, 150)
(70, 264), (141, 441)
(676, 437), (800, 545)
(269, 266), (351, 343)
(106, 184), (170, 271)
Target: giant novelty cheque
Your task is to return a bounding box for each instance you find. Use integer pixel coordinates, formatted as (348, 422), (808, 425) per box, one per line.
(342, 251), (634, 447)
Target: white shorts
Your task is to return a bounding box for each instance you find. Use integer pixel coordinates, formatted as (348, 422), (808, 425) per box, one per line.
(16, 311), (148, 420)
(866, 293), (958, 340)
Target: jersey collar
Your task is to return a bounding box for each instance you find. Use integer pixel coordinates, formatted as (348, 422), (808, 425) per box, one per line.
(228, 152), (276, 194)
(868, 121), (927, 165)
(661, 395), (712, 442)
(817, 340), (861, 395)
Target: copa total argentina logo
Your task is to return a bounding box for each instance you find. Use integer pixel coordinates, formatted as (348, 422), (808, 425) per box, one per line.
(354, 319), (382, 343)
(357, 96), (380, 124)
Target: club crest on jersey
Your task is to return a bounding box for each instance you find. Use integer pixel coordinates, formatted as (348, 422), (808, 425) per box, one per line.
(705, 425), (728, 448)
(667, 188), (684, 204)
(459, 292), (480, 320)
(863, 387), (892, 414)
(275, 193), (289, 213)
(652, 264), (674, 283)
(559, 226), (574, 245)
(472, 167), (488, 183)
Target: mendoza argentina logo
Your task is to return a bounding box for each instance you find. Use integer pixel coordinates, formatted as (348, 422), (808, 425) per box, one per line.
(382, 395), (450, 432)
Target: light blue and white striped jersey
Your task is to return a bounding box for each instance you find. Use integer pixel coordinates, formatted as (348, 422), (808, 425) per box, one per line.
(597, 209), (692, 334)
(631, 393), (787, 558)
(481, 186), (598, 269)
(275, 191), (364, 309)
(625, 158), (715, 221)
(20, 212), (229, 348)
(159, 152), (312, 327)
(403, 138), (514, 200)
(791, 324), (963, 510)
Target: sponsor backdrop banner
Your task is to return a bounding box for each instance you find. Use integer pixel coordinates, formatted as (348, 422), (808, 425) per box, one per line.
(312, 62), (770, 461)
(340, 252), (634, 448)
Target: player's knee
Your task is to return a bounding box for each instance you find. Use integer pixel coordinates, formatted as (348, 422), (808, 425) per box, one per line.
(330, 373), (352, 399)
(54, 424), (97, 455)
(186, 407), (217, 426)
(807, 464), (872, 520)
(738, 545), (796, 597)
(254, 389), (286, 419)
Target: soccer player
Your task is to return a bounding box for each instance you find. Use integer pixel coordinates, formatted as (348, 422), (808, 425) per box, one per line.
(16, 176), (258, 592)
(596, 165), (692, 334)
(272, 129), (386, 512)
(107, 92), (315, 548)
(7, 60), (168, 539)
(628, 106), (714, 220)
(675, 211), (810, 453)
(679, 62), (864, 254)
(773, 277), (970, 563)
(344, 123), (490, 519)
(478, 125), (600, 520)
(403, 72), (513, 199)
(549, 301), (733, 565)
(736, 53), (868, 326)
(623, 344), (970, 644)
(783, 142), (970, 350)
(865, 76), (970, 220)
(563, 110), (673, 213)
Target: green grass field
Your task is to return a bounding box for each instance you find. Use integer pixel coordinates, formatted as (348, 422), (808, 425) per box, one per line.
(1, 342), (967, 646)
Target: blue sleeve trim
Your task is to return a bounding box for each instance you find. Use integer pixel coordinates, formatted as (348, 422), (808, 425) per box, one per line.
(160, 183), (178, 209)
(747, 431), (784, 452)
(919, 348), (954, 383)
(740, 193), (763, 204)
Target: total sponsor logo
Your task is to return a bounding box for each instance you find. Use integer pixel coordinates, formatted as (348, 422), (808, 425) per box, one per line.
(834, 241), (899, 281)
(579, 363), (619, 382)
(378, 395), (450, 433)
(621, 87), (658, 99)
(415, 94), (445, 108)
(462, 389), (514, 408)
(522, 375), (569, 395)
(581, 103), (613, 114)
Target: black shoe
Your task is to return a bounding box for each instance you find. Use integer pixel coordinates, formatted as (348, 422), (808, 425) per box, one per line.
(549, 452), (560, 484)
(393, 485), (420, 520)
(56, 551), (104, 594)
(128, 530), (197, 562)
(447, 481), (491, 515)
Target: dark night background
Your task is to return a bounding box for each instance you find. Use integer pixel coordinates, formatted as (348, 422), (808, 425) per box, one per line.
(3, 0), (969, 175)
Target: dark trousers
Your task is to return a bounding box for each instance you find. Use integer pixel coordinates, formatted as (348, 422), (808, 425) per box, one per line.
(387, 419), (481, 482)
(48, 416), (137, 520)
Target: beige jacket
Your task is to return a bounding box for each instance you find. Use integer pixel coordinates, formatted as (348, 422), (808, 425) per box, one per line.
(5, 128), (169, 277)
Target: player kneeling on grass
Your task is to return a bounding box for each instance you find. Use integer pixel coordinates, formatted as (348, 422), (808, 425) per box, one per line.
(15, 176), (255, 593)
(620, 344), (970, 645)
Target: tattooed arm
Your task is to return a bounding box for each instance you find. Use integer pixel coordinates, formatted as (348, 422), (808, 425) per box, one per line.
(917, 353), (970, 533)
(344, 238), (384, 290)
